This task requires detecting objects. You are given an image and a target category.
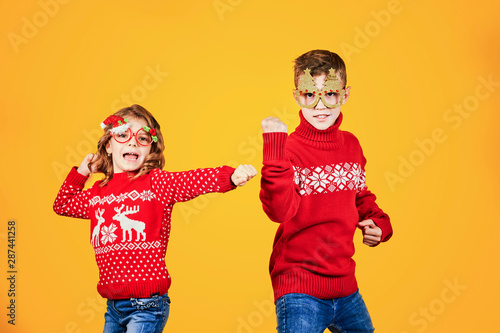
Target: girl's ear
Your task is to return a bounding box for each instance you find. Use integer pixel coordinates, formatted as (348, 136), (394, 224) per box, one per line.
(106, 140), (112, 154)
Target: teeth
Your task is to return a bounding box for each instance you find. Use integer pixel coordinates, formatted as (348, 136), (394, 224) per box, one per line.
(123, 153), (139, 160)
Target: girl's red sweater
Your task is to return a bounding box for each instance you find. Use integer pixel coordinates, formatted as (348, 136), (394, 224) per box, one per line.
(54, 166), (235, 300)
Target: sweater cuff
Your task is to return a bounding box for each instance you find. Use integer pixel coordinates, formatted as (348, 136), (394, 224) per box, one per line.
(263, 132), (288, 161)
(373, 217), (393, 243)
(65, 167), (90, 188)
(217, 166), (237, 192)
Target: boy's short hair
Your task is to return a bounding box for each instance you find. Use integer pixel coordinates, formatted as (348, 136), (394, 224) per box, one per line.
(294, 50), (347, 87)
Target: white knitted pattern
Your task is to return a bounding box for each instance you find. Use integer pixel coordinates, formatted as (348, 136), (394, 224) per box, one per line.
(293, 162), (366, 196)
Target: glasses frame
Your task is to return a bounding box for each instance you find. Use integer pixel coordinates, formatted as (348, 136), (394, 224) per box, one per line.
(294, 68), (346, 109)
(110, 127), (154, 146)
(294, 89), (345, 109)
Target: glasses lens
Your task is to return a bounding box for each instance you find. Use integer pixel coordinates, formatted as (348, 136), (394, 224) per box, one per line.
(136, 129), (153, 146)
(323, 91), (340, 106)
(114, 129), (132, 143)
(297, 91), (319, 108)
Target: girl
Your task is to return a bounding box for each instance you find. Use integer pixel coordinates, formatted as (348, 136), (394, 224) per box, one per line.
(53, 104), (257, 333)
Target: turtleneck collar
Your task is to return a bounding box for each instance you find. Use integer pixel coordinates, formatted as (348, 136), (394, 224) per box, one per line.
(290, 110), (345, 150)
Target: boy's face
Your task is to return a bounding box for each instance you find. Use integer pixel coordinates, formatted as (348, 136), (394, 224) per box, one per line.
(295, 73), (350, 131)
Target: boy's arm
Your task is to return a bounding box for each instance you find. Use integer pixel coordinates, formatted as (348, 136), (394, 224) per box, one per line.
(53, 167), (92, 219)
(356, 181), (393, 244)
(151, 165), (256, 205)
(259, 117), (301, 223)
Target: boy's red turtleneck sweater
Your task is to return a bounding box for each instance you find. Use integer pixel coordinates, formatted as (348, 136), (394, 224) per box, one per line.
(260, 111), (393, 302)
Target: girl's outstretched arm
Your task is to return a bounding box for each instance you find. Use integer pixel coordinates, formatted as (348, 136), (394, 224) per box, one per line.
(151, 163), (255, 206)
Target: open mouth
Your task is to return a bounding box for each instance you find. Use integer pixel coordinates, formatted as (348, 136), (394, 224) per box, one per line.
(314, 114), (331, 119)
(123, 152), (139, 161)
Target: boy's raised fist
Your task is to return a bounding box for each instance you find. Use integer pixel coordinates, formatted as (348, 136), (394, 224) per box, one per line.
(261, 117), (287, 133)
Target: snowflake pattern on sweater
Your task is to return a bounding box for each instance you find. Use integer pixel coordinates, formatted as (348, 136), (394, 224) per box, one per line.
(54, 166), (235, 300)
(293, 162), (366, 196)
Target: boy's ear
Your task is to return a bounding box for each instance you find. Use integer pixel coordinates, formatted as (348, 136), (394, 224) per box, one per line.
(341, 86), (351, 106)
(292, 90), (301, 107)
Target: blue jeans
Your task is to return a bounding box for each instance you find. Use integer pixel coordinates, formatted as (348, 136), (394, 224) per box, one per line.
(103, 293), (170, 333)
(275, 291), (374, 333)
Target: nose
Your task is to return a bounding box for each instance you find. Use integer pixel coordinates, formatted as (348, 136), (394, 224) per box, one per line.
(315, 97), (326, 109)
(128, 135), (138, 146)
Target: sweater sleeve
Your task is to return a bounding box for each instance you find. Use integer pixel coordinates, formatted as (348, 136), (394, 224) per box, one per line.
(259, 132), (301, 223)
(150, 166), (236, 206)
(355, 152), (393, 242)
(352, 136), (393, 243)
(356, 187), (393, 242)
(53, 167), (92, 219)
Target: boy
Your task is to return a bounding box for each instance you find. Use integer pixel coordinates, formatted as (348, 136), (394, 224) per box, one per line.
(260, 50), (393, 333)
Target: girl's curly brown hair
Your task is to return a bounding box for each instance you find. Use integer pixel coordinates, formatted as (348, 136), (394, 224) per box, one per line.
(89, 104), (165, 187)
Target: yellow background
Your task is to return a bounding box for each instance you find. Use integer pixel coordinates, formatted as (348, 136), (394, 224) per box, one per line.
(1, 0), (499, 332)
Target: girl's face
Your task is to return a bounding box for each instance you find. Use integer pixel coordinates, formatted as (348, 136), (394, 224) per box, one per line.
(106, 116), (152, 174)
